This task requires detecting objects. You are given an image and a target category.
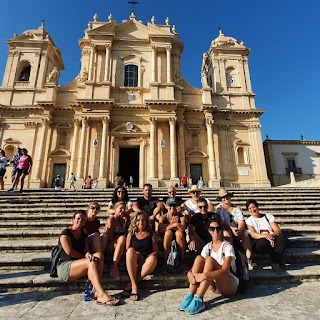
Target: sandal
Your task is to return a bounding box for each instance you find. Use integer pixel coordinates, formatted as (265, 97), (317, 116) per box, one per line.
(97, 298), (120, 306)
(120, 289), (131, 298)
(130, 293), (140, 301)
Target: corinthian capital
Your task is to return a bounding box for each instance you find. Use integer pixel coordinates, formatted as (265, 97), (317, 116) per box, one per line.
(169, 117), (177, 125)
(205, 118), (214, 127)
(102, 115), (110, 123)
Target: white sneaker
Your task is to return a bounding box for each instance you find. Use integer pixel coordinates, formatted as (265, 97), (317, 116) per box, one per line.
(248, 259), (257, 270)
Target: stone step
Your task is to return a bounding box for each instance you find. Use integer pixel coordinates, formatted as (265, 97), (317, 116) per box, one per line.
(1, 226), (319, 239)
(1, 263), (319, 291)
(1, 218), (320, 230)
(1, 235), (319, 253)
(1, 247), (319, 269)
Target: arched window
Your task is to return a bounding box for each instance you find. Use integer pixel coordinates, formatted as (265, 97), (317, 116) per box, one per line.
(237, 147), (245, 164)
(124, 64), (138, 87)
(17, 62), (31, 81)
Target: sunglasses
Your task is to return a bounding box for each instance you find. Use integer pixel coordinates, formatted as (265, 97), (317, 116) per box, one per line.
(91, 206), (100, 211)
(191, 191), (200, 195)
(208, 226), (222, 232)
(117, 190), (125, 193)
(198, 205), (208, 209)
(168, 191), (175, 194)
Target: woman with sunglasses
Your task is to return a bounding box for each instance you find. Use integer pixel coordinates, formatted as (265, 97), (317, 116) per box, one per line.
(107, 186), (133, 216)
(83, 202), (104, 281)
(178, 216), (238, 315)
(215, 188), (253, 270)
(121, 211), (158, 301)
(104, 201), (130, 280)
(57, 210), (119, 306)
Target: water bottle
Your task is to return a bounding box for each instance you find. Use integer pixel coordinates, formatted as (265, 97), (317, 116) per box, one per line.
(84, 279), (92, 301)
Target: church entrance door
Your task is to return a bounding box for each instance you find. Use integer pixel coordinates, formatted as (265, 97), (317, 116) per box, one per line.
(119, 147), (139, 187)
(52, 163), (66, 187)
(190, 163), (202, 185)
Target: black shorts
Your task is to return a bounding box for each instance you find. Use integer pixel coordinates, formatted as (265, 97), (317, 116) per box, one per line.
(17, 168), (29, 175)
(0, 168), (6, 179)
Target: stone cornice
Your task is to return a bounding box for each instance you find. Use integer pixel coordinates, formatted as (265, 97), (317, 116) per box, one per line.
(145, 100), (181, 106)
(264, 139), (320, 146)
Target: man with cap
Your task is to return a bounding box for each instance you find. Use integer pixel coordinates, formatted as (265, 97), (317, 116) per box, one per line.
(159, 198), (187, 268)
(182, 185), (213, 222)
(162, 186), (184, 214)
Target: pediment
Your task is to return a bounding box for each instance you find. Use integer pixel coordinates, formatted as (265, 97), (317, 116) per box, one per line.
(186, 149), (207, 158)
(3, 137), (22, 145)
(87, 21), (116, 36)
(115, 20), (150, 40)
(111, 122), (146, 134)
(49, 148), (71, 157)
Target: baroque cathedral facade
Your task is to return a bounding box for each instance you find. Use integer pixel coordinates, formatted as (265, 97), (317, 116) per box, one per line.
(0, 12), (270, 188)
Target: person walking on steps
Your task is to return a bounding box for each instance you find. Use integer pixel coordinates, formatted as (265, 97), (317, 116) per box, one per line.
(8, 148), (32, 192)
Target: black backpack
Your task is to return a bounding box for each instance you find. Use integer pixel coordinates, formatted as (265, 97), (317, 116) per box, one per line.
(50, 244), (63, 278)
(232, 246), (249, 293)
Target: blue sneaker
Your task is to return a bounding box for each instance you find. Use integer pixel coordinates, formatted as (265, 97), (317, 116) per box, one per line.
(178, 293), (194, 311)
(185, 295), (205, 315)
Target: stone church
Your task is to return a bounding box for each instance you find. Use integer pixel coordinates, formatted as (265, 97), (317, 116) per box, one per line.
(0, 11), (270, 188)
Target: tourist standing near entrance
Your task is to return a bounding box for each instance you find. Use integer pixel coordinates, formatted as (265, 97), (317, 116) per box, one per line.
(133, 183), (163, 231)
(69, 172), (76, 190)
(84, 175), (93, 189)
(181, 174), (188, 188)
(8, 148), (32, 192)
(0, 149), (9, 190)
(10, 147), (21, 183)
(114, 172), (125, 187)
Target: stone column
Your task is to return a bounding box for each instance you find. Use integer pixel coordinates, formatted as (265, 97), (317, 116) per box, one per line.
(205, 117), (218, 186)
(104, 44), (111, 82)
(169, 117), (177, 178)
(88, 44), (96, 81)
(77, 117), (88, 178)
(177, 119), (186, 177)
(151, 46), (156, 82)
(243, 57), (252, 92)
(69, 119), (80, 176)
(34, 118), (50, 180)
(139, 139), (146, 188)
(98, 116), (110, 179)
(166, 45), (172, 83)
(149, 117), (157, 178)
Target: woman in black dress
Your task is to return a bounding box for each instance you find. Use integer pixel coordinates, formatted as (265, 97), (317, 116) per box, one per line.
(121, 211), (158, 301)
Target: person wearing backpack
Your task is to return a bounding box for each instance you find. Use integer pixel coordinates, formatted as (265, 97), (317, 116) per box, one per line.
(178, 216), (238, 315)
(245, 199), (287, 274)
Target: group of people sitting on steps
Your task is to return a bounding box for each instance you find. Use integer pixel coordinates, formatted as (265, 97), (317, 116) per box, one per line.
(55, 183), (287, 314)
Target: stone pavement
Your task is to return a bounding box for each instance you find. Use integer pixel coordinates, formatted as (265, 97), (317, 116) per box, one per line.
(0, 282), (319, 319)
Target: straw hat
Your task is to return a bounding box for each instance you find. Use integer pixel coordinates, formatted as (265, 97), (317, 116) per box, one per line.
(216, 188), (233, 201)
(188, 185), (202, 194)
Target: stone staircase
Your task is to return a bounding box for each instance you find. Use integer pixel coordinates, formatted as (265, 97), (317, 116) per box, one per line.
(1, 187), (320, 291)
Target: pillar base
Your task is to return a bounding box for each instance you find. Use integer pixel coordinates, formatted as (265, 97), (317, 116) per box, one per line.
(208, 179), (221, 188)
(170, 177), (180, 187)
(97, 178), (108, 189)
(148, 178), (159, 188)
(29, 179), (44, 189)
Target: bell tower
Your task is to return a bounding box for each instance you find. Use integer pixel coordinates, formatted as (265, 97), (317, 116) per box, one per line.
(0, 21), (64, 106)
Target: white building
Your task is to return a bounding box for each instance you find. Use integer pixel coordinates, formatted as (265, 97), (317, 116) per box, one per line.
(263, 137), (320, 186)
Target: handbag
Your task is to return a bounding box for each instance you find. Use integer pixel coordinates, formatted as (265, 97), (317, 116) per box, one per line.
(50, 244), (63, 278)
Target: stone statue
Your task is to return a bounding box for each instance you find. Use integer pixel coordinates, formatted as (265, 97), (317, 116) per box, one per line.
(46, 67), (59, 83)
(78, 68), (88, 82)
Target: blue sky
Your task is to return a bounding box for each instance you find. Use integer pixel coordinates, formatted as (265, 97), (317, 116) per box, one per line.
(0, 1), (318, 140)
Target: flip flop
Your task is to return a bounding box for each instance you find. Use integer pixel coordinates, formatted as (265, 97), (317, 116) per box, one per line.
(130, 293), (140, 301)
(96, 298), (120, 306)
(120, 289), (131, 298)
